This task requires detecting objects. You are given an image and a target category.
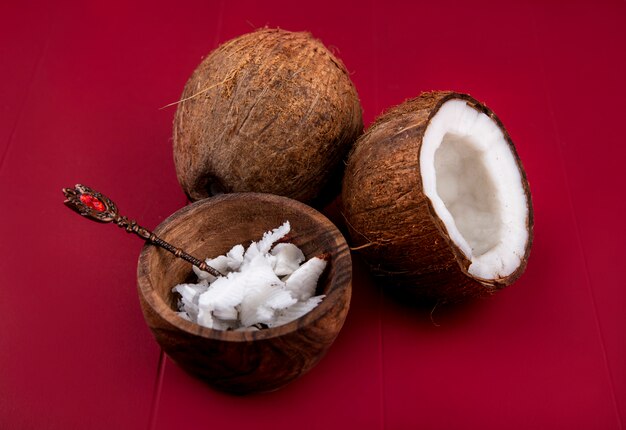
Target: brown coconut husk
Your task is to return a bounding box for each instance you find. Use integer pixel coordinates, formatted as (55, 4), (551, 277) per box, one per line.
(341, 91), (533, 302)
(173, 28), (363, 205)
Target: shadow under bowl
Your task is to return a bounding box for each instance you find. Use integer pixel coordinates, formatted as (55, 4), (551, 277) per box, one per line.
(137, 193), (352, 394)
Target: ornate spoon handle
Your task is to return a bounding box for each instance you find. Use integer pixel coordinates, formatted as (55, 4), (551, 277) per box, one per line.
(62, 184), (222, 277)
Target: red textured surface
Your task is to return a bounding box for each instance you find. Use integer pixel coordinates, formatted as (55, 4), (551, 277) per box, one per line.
(1, 1), (625, 429)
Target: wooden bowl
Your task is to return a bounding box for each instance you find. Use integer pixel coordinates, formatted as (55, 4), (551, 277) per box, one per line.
(137, 193), (352, 394)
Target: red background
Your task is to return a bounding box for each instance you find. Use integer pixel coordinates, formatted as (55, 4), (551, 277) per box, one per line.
(1, 0), (625, 428)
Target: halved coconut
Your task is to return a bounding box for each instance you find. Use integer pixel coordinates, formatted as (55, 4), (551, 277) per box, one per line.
(341, 91), (533, 301)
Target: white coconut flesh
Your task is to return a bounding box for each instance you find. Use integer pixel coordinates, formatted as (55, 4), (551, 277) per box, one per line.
(420, 99), (529, 280)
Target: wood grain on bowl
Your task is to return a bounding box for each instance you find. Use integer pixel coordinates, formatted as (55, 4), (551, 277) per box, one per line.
(137, 193), (351, 394)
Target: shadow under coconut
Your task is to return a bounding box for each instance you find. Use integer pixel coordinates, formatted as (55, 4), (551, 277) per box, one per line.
(320, 196), (352, 240)
(382, 285), (493, 328)
(350, 255), (494, 330)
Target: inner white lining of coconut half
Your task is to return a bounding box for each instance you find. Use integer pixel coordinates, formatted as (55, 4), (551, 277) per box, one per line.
(420, 99), (529, 280)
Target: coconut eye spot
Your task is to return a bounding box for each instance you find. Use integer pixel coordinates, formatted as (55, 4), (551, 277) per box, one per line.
(421, 99), (529, 280)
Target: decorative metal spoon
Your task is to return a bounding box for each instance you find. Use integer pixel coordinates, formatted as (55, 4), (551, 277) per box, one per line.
(62, 184), (222, 277)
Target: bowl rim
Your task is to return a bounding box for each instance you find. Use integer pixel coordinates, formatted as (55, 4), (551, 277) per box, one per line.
(137, 192), (352, 343)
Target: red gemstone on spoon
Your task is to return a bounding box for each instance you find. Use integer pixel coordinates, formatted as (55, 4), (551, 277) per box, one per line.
(80, 193), (106, 212)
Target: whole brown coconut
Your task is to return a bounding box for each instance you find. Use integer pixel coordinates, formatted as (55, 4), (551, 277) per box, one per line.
(342, 91), (533, 302)
(173, 28), (363, 204)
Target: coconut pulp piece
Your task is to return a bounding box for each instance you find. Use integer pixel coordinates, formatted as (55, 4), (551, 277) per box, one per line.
(173, 221), (327, 330)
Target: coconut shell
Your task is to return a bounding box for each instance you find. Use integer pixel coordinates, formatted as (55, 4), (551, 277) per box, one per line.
(341, 91), (533, 302)
(173, 28), (363, 204)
